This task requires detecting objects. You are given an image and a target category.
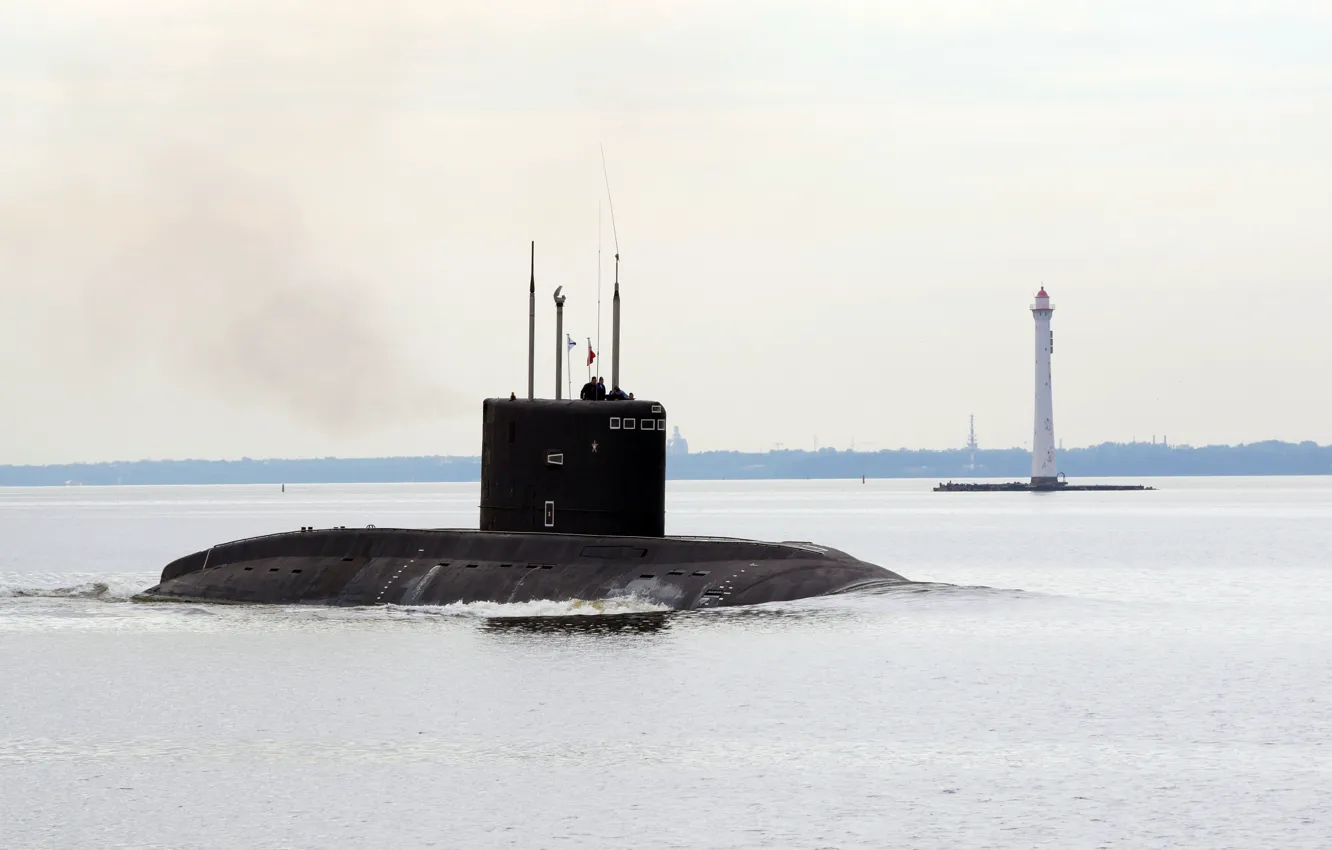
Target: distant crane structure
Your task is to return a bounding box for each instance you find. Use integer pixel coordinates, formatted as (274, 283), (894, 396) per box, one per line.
(966, 414), (979, 471)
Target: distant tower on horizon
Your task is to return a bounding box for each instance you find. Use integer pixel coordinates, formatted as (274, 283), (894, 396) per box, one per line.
(667, 425), (690, 456)
(1031, 287), (1058, 485)
(966, 414), (978, 471)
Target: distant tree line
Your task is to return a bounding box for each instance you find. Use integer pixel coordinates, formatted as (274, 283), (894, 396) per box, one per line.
(0, 455), (481, 487)
(665, 440), (1332, 480)
(1, 441), (1329, 486)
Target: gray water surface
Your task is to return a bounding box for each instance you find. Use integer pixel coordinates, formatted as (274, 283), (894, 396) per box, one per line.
(2, 478), (1330, 849)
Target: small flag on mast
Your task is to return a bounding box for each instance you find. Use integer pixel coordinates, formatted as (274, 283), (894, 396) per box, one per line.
(567, 334), (576, 352)
(586, 339), (596, 366)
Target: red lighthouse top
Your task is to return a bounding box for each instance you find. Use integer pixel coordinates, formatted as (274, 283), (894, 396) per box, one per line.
(1036, 287), (1049, 298)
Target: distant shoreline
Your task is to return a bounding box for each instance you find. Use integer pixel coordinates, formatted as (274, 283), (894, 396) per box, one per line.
(2, 441), (1328, 486)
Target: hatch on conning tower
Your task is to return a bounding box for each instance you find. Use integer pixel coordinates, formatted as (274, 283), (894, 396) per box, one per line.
(480, 398), (667, 537)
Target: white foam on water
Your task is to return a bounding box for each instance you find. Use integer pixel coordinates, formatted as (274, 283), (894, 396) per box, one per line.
(0, 572), (150, 601)
(389, 595), (672, 619)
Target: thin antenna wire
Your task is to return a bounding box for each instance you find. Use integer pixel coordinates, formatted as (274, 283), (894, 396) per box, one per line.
(600, 144), (620, 256)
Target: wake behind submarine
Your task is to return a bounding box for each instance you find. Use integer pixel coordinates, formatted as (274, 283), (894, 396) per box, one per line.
(139, 244), (907, 610)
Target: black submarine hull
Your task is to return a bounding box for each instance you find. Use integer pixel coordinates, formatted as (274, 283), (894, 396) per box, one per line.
(139, 527), (906, 610)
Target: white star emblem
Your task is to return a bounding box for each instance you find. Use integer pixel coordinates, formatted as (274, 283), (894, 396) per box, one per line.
(591, 441), (599, 452)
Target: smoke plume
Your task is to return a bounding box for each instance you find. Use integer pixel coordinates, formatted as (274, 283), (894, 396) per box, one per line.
(1, 2), (467, 433)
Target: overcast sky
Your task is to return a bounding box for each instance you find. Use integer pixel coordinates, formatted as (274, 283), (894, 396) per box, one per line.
(1, 0), (1329, 464)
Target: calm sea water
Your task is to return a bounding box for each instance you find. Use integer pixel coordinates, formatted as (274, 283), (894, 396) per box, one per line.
(2, 477), (1329, 849)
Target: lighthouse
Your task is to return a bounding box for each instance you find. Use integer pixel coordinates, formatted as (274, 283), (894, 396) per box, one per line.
(935, 287), (1152, 492)
(1031, 287), (1058, 485)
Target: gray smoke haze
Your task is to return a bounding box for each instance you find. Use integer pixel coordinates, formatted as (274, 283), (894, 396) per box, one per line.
(7, 0), (1332, 465)
(1, 2), (464, 433)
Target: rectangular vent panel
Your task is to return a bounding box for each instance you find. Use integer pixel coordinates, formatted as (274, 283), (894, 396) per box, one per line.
(580, 545), (648, 559)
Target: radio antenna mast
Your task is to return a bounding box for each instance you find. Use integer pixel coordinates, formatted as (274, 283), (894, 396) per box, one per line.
(597, 203), (602, 382)
(601, 144), (622, 390)
(527, 241), (535, 399)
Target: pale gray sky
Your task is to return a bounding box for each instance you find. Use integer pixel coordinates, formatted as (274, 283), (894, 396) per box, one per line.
(1, 0), (1329, 464)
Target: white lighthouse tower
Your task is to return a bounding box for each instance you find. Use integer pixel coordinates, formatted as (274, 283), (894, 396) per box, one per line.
(1030, 287), (1059, 486)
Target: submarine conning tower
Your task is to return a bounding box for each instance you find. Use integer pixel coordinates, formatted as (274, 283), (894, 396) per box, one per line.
(480, 398), (668, 537)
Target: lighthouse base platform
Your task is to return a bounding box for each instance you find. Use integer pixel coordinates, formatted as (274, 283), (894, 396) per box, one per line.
(934, 480), (1154, 492)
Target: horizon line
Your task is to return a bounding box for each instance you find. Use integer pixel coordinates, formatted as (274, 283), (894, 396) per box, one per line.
(3, 437), (1328, 469)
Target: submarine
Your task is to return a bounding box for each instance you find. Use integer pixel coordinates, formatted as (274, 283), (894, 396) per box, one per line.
(139, 244), (907, 610)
